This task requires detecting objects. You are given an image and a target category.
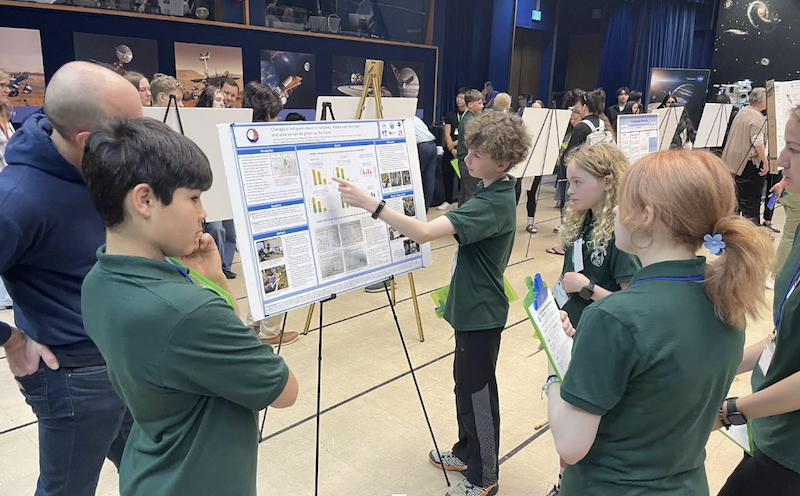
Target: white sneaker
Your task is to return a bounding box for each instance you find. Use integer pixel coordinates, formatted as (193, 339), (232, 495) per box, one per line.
(766, 276), (775, 290)
(437, 202), (451, 211)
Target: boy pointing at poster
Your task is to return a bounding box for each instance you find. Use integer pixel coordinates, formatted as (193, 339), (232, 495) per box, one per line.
(79, 118), (298, 496)
(334, 111), (529, 496)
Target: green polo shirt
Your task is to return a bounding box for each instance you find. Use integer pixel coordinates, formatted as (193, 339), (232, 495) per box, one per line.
(561, 211), (641, 325)
(559, 258), (743, 495)
(751, 224), (800, 474)
(81, 248), (289, 496)
(443, 175), (516, 331)
(456, 110), (476, 161)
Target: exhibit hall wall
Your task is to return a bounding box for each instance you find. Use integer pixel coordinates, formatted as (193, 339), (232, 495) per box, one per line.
(0, 3), (437, 121)
(712, 0), (798, 87)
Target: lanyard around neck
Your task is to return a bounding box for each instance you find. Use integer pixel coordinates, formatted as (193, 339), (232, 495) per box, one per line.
(164, 261), (195, 285)
(775, 258), (800, 328)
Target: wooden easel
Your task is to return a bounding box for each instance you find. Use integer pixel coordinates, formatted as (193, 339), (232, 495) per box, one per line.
(303, 59), (425, 342)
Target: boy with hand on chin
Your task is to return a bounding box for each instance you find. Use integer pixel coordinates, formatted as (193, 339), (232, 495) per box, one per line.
(334, 111), (530, 496)
(80, 118), (298, 496)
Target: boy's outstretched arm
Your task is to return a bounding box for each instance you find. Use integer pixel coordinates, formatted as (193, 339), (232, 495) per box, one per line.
(333, 177), (456, 244)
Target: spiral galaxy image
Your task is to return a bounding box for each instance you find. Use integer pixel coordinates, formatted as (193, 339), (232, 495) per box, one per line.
(712, 0), (798, 85)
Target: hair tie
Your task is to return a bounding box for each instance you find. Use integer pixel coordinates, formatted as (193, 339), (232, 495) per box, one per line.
(703, 233), (726, 255)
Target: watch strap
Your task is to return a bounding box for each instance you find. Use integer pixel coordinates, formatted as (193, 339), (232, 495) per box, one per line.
(372, 200), (386, 219)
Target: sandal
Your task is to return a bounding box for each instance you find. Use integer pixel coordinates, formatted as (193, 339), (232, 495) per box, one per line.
(763, 222), (781, 234)
(526, 224), (538, 234)
(546, 246), (565, 256)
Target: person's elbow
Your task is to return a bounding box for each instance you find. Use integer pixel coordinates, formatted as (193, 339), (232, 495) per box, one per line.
(554, 439), (591, 465)
(270, 370), (299, 408)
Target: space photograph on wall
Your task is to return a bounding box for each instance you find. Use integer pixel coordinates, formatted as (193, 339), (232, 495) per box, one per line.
(73, 33), (159, 80)
(331, 56), (423, 107)
(712, 0), (799, 86)
(646, 68), (711, 130)
(260, 50), (315, 109)
(0, 27), (45, 110)
(174, 42), (243, 107)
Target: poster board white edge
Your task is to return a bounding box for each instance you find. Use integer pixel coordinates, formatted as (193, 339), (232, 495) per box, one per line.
(653, 106), (684, 151)
(695, 103), (733, 149)
(314, 96), (419, 121)
(512, 107), (571, 178)
(143, 106), (254, 223)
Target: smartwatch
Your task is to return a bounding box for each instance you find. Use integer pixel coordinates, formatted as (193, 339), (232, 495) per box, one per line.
(725, 397), (748, 426)
(579, 281), (595, 300)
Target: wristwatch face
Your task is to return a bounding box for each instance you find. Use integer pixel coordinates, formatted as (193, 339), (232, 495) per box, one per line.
(728, 412), (747, 426)
(579, 286), (593, 300)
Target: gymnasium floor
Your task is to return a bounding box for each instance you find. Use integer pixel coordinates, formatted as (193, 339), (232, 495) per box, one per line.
(0, 180), (781, 495)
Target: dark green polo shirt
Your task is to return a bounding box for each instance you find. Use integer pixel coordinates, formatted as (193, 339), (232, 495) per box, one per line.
(81, 248), (289, 496)
(559, 258), (743, 495)
(444, 175), (516, 330)
(561, 211), (640, 325)
(751, 224), (800, 474)
(456, 110), (476, 161)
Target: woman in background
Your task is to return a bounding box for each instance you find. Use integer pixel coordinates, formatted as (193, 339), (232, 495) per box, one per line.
(123, 71), (152, 107)
(195, 85), (226, 108)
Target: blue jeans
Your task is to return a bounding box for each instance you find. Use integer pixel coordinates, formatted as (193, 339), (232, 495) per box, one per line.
(15, 364), (132, 496)
(418, 141), (438, 211)
(206, 219), (237, 271)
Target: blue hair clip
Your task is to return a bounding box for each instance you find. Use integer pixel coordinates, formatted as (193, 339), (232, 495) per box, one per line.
(703, 233), (726, 255)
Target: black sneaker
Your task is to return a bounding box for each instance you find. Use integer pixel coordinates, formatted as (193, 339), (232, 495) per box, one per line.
(544, 483), (560, 495)
(428, 449), (467, 472)
(222, 268), (237, 279)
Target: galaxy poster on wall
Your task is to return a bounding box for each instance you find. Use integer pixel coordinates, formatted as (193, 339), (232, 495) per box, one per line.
(0, 27), (45, 120)
(174, 42), (243, 107)
(646, 68), (711, 130)
(712, 0), (792, 86)
(260, 51), (315, 109)
(73, 33), (159, 81)
(331, 56), (423, 107)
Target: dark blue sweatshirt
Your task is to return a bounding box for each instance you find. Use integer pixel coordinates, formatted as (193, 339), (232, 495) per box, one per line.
(0, 114), (105, 355)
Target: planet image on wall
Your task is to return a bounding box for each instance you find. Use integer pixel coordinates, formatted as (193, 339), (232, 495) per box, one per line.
(260, 60), (280, 88)
(391, 65), (419, 98)
(748, 1), (780, 33)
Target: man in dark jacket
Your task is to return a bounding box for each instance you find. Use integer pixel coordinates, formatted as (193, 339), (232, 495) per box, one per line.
(0, 61), (142, 496)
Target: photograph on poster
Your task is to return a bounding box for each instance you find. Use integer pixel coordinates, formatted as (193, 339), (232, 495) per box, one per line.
(174, 42), (243, 106)
(73, 33), (159, 79)
(712, 0), (797, 85)
(256, 237), (284, 263)
(260, 50), (315, 109)
(0, 27), (45, 108)
(261, 265), (289, 294)
(646, 68), (710, 131)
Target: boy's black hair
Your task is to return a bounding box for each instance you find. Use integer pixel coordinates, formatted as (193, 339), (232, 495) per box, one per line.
(284, 112), (307, 121)
(243, 81), (284, 122)
(82, 118), (213, 229)
(629, 90), (642, 103)
(616, 86), (630, 97)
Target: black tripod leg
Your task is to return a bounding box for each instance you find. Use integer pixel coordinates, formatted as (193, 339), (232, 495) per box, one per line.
(382, 279), (450, 487)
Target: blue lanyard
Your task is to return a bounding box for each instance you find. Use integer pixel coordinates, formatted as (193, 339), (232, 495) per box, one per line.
(630, 275), (705, 286)
(774, 258), (800, 328)
(164, 261), (195, 285)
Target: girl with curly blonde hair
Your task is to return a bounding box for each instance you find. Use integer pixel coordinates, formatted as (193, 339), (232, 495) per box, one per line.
(557, 143), (640, 325)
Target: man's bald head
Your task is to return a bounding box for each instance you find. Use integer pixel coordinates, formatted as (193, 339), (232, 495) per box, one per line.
(43, 62), (143, 141)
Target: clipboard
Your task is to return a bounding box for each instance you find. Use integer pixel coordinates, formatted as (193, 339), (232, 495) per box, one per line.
(431, 277), (518, 319)
(523, 274), (573, 380)
(720, 422), (754, 456)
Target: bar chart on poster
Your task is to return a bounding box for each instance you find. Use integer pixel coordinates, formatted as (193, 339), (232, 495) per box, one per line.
(218, 119), (432, 320)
